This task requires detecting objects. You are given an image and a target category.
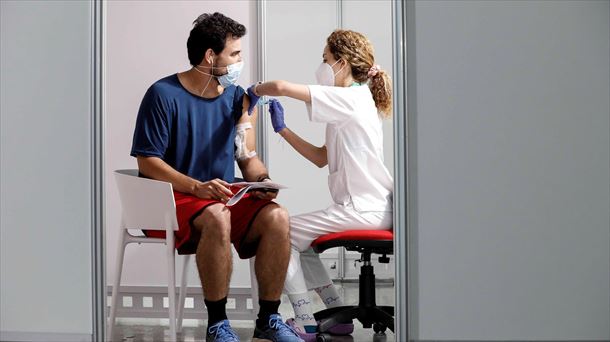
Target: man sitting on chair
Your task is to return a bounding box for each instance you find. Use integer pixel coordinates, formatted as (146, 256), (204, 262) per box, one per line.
(130, 12), (302, 342)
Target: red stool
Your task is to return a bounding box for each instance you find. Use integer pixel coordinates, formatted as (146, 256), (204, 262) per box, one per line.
(311, 230), (394, 341)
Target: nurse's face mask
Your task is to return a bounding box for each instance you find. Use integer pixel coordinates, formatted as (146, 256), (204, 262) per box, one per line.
(315, 59), (345, 86)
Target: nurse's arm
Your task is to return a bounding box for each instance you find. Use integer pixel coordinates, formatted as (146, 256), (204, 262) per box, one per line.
(254, 80), (311, 103)
(278, 128), (327, 168)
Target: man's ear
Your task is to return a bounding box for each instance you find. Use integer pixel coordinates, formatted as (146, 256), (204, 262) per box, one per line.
(203, 48), (215, 65)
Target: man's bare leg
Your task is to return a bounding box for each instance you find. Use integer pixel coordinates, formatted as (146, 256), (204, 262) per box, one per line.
(244, 203), (291, 300)
(192, 204), (233, 327)
(243, 203), (291, 328)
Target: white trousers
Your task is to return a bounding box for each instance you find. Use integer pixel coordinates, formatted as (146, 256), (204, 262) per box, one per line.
(284, 203), (392, 294)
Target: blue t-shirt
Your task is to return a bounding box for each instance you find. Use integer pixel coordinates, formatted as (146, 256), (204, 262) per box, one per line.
(130, 74), (245, 182)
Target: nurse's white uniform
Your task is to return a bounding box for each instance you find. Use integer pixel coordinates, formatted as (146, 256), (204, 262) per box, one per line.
(284, 84), (393, 294)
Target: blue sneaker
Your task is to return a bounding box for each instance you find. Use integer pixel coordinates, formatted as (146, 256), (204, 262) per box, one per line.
(206, 319), (240, 342)
(253, 314), (304, 342)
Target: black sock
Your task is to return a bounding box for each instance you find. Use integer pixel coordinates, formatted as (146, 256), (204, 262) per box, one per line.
(204, 297), (228, 327)
(256, 299), (281, 328)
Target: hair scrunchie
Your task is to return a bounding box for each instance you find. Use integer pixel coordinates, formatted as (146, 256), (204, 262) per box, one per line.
(367, 64), (381, 78)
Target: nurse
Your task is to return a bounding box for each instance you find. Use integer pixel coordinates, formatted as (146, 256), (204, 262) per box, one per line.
(248, 29), (393, 341)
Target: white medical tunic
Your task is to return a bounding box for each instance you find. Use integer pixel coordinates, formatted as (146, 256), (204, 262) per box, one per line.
(306, 84), (393, 213)
(284, 84), (394, 294)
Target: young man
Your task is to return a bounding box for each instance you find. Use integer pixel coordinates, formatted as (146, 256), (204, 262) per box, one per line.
(130, 12), (303, 342)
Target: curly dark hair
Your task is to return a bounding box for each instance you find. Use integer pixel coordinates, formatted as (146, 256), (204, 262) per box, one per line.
(187, 12), (246, 66)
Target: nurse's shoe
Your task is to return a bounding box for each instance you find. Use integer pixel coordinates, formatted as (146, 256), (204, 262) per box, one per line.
(319, 319), (354, 335)
(206, 319), (240, 342)
(253, 314), (304, 342)
(285, 318), (317, 342)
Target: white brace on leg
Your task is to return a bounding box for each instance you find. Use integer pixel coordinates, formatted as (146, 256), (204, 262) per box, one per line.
(235, 122), (257, 161)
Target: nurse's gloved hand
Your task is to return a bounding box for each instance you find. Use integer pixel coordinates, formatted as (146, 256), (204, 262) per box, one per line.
(246, 83), (261, 116)
(268, 99), (287, 133)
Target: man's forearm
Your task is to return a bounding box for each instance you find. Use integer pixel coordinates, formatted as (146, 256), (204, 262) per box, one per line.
(137, 156), (200, 194)
(238, 156), (270, 182)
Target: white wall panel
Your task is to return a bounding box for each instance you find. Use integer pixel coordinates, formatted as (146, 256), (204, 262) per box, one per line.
(265, 0), (337, 216)
(1, 0), (93, 338)
(410, 1), (610, 339)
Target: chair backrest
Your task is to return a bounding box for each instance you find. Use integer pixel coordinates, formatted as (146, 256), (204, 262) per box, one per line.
(114, 169), (178, 231)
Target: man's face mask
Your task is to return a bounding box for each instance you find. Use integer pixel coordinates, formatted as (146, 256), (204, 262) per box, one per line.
(195, 56), (244, 90)
(213, 60), (244, 88)
(315, 59), (344, 86)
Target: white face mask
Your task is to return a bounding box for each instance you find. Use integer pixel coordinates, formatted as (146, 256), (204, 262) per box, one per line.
(215, 60), (243, 88)
(315, 59), (344, 86)
(194, 58), (244, 90)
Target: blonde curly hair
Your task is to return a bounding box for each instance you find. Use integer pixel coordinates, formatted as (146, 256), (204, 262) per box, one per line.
(326, 29), (392, 118)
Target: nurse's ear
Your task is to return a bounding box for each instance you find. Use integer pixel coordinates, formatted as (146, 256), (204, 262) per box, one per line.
(338, 58), (352, 79)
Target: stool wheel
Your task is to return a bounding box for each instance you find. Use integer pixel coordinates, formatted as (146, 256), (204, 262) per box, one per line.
(316, 333), (332, 342)
(373, 332), (388, 342)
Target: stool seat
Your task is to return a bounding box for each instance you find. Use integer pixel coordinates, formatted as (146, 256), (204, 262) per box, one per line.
(312, 229), (393, 255)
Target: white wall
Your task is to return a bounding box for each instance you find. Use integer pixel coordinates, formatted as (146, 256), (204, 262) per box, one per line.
(105, 1), (257, 289)
(1, 1), (93, 340)
(265, 0), (337, 216)
(409, 0), (610, 339)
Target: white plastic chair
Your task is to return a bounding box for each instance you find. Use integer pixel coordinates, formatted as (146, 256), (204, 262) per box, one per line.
(108, 169), (259, 342)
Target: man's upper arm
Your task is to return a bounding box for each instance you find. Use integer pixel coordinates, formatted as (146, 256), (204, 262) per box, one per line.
(235, 95), (269, 180)
(239, 95), (257, 151)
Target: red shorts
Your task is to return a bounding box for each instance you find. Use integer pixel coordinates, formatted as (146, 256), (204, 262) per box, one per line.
(143, 189), (274, 258)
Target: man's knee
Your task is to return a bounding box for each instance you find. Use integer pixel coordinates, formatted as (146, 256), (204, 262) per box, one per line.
(192, 204), (231, 240)
(260, 204), (290, 235)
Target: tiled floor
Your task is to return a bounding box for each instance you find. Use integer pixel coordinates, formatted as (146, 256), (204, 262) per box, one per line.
(111, 282), (395, 342)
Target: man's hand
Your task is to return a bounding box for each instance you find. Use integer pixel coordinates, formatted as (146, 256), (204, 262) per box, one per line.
(246, 83), (261, 116)
(268, 99), (287, 133)
(193, 178), (234, 202)
(249, 189), (279, 201)
(249, 177), (279, 200)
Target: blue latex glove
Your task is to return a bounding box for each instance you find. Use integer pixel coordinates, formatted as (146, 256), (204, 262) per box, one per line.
(246, 83), (260, 116)
(268, 99), (287, 133)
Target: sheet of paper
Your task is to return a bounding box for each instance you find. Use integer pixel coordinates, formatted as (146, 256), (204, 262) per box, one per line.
(225, 181), (287, 206)
(230, 181), (287, 190)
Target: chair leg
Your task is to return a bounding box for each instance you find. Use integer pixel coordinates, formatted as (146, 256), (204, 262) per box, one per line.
(166, 233), (177, 342)
(379, 305), (394, 317)
(177, 254), (191, 332)
(249, 257), (259, 317)
(108, 230), (127, 341)
(370, 306), (395, 333)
